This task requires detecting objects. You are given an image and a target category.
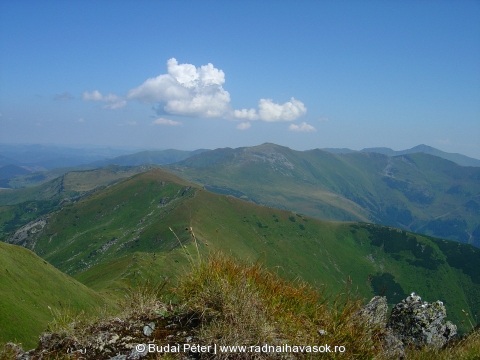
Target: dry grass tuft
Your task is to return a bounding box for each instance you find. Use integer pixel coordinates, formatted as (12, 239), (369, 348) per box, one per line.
(176, 252), (381, 358)
(405, 328), (480, 360)
(117, 278), (168, 318)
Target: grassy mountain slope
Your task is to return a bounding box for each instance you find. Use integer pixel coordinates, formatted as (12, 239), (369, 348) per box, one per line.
(0, 242), (106, 348)
(169, 143), (480, 246)
(0, 166), (155, 244)
(0, 166), (149, 205)
(15, 168), (480, 334)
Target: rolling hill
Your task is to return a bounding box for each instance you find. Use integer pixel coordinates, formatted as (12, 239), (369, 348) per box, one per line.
(0, 166), (155, 242)
(8, 168), (480, 335)
(168, 143), (480, 247)
(0, 241), (106, 348)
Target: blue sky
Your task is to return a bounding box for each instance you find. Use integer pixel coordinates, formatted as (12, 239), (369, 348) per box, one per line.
(1, 0), (479, 158)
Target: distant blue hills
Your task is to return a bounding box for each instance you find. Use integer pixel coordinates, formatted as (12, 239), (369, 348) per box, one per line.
(323, 144), (480, 167)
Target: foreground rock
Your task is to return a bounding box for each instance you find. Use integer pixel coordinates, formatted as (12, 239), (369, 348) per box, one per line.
(388, 292), (457, 348)
(358, 293), (457, 358)
(7, 303), (201, 360)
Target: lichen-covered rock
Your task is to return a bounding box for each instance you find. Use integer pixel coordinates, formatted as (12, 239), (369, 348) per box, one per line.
(381, 328), (405, 359)
(356, 296), (405, 358)
(356, 295), (388, 328)
(388, 292), (457, 348)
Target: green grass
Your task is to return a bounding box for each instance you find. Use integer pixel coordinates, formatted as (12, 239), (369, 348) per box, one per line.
(0, 242), (108, 349)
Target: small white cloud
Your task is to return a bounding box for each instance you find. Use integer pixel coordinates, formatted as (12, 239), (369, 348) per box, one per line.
(288, 122), (316, 132)
(83, 90), (103, 101)
(258, 98), (306, 122)
(82, 90), (126, 109)
(77, 118), (85, 123)
(234, 98), (306, 122)
(236, 122), (251, 130)
(152, 117), (182, 126)
(234, 108), (259, 121)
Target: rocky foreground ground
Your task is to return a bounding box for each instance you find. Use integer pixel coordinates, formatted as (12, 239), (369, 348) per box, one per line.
(3, 292), (462, 359)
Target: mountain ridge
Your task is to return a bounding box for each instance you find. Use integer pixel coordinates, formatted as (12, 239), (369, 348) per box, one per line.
(169, 143), (480, 246)
(322, 143), (480, 167)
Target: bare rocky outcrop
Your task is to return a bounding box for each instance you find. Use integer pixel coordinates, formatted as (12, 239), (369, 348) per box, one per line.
(357, 293), (457, 359)
(8, 304), (201, 360)
(388, 292), (457, 349)
(7, 217), (48, 248)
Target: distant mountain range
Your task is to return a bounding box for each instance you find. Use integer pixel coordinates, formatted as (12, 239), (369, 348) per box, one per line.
(323, 144), (480, 167)
(1, 143), (479, 247)
(1, 142), (478, 171)
(169, 143), (480, 247)
(91, 149), (209, 167)
(0, 144), (134, 169)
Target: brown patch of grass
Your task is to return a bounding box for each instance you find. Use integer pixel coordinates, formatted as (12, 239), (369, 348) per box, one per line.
(176, 252), (381, 358)
(117, 278), (168, 318)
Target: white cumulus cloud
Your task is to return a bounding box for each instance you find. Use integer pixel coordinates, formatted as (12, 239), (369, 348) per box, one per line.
(82, 90), (126, 109)
(258, 98), (306, 122)
(288, 122), (316, 132)
(128, 58), (230, 118)
(236, 122), (251, 130)
(152, 117), (182, 126)
(234, 98), (306, 122)
(83, 58), (308, 127)
(233, 108), (259, 121)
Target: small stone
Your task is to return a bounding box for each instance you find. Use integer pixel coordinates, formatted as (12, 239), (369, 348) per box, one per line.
(143, 322), (155, 337)
(109, 355), (127, 360)
(317, 329), (327, 336)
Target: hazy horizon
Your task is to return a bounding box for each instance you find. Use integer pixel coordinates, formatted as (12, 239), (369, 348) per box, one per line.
(1, 141), (479, 162)
(1, 1), (479, 158)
